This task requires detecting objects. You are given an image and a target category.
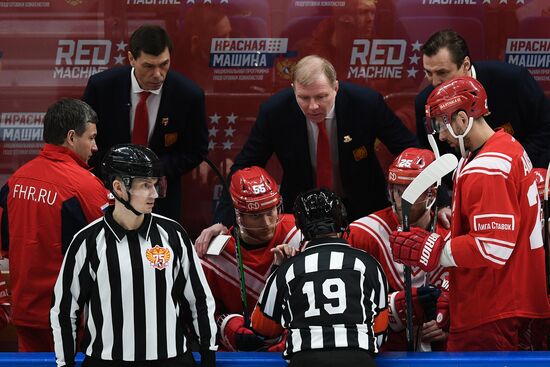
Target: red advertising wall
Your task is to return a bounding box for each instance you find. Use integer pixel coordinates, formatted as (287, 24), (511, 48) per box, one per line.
(1, 0), (549, 238)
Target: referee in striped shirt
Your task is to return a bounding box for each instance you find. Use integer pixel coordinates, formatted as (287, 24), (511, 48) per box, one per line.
(251, 189), (389, 367)
(50, 144), (217, 367)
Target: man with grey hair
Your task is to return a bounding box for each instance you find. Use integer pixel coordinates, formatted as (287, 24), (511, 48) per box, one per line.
(0, 98), (109, 352)
(215, 55), (418, 225)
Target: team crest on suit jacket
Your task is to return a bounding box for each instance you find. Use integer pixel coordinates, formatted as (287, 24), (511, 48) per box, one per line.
(352, 146), (368, 161)
(164, 132), (178, 147)
(146, 245), (171, 270)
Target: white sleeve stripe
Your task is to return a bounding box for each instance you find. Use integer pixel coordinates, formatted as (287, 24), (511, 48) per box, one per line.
(351, 222), (404, 289)
(476, 236), (515, 247)
(461, 168), (509, 179)
(465, 156), (512, 173)
(200, 260), (261, 298)
(475, 238), (513, 265)
(204, 255), (265, 296)
(477, 152), (512, 162)
(370, 214), (393, 235)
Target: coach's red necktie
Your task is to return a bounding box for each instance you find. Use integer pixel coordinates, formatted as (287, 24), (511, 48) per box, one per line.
(316, 120), (333, 188)
(132, 91), (151, 146)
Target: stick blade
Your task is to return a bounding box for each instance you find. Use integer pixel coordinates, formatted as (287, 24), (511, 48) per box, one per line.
(402, 153), (459, 205)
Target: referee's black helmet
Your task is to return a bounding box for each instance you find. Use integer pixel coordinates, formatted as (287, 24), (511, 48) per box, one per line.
(102, 143), (163, 191)
(293, 188), (348, 240)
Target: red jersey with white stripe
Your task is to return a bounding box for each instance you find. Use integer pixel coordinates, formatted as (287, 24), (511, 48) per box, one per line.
(347, 207), (449, 292)
(201, 214), (301, 316)
(450, 130), (550, 332)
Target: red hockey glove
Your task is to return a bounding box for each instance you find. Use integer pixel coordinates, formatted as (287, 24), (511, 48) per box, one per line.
(390, 227), (445, 272)
(387, 286), (441, 332)
(435, 289), (450, 332)
(218, 314), (265, 351)
(265, 330), (287, 352)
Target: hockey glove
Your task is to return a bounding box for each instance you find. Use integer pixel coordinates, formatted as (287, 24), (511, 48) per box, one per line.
(218, 313), (265, 351)
(265, 330), (287, 352)
(390, 227), (445, 272)
(435, 289), (450, 331)
(387, 286), (441, 332)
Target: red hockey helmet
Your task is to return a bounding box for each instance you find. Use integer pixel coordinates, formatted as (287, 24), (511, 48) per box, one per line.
(388, 148), (435, 185)
(533, 168), (548, 201)
(229, 166), (281, 214)
(425, 76), (489, 134)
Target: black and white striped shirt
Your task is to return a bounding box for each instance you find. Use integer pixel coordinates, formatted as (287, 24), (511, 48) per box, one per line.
(50, 208), (217, 367)
(256, 238), (388, 359)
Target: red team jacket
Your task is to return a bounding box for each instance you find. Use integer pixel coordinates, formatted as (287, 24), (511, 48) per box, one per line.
(0, 144), (109, 329)
(449, 130), (550, 332)
(347, 207), (450, 292)
(200, 214), (301, 317)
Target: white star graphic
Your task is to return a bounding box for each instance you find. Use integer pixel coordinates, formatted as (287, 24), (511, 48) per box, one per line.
(483, 0), (491, 3)
(411, 40), (422, 52)
(208, 140), (215, 150)
(186, 0), (195, 4)
(409, 54), (420, 65)
(407, 67), (418, 78)
(209, 113), (221, 124)
(226, 113), (238, 124)
(114, 54), (125, 65)
(203, 0), (212, 3)
(116, 41), (128, 52)
(499, 0), (507, 3)
(208, 127), (219, 137)
(225, 127), (236, 137)
(222, 140), (233, 150)
(516, 0), (524, 3)
(220, 0), (229, 3)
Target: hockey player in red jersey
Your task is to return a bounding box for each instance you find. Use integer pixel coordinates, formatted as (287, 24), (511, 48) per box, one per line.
(391, 76), (550, 351)
(197, 166), (301, 351)
(346, 147), (449, 351)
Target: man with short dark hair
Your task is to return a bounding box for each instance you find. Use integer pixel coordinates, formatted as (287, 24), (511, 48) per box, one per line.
(394, 77), (550, 350)
(0, 98), (109, 351)
(83, 24), (207, 222)
(51, 144), (217, 367)
(415, 29), (550, 168)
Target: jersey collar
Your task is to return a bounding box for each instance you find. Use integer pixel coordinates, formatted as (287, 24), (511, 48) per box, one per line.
(104, 206), (153, 242)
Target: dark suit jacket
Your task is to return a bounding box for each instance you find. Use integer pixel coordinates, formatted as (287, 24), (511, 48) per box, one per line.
(415, 61), (550, 168)
(82, 66), (207, 221)
(215, 82), (419, 225)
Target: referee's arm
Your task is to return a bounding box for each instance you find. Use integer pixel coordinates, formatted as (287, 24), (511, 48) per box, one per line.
(367, 260), (390, 350)
(179, 231), (218, 352)
(51, 235), (92, 367)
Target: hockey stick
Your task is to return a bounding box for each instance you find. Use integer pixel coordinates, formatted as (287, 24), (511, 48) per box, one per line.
(203, 157), (250, 327)
(400, 153), (458, 351)
(544, 163), (550, 294)
(427, 135), (441, 233)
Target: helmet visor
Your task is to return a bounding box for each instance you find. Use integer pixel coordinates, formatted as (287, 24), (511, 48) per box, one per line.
(128, 176), (167, 199)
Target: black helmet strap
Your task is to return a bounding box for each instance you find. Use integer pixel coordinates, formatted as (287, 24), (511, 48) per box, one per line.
(111, 177), (145, 217)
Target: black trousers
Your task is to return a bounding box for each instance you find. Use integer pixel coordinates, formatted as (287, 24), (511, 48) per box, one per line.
(289, 349), (376, 367)
(81, 352), (196, 367)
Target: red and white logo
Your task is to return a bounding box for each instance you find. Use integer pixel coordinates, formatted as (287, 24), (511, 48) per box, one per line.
(473, 214), (515, 232)
(145, 245), (171, 271)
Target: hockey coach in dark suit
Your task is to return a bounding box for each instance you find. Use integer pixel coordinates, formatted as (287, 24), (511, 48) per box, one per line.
(216, 55), (418, 225)
(83, 24), (207, 222)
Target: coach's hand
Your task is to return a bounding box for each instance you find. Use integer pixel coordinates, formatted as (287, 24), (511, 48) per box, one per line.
(218, 314), (265, 351)
(390, 227), (445, 272)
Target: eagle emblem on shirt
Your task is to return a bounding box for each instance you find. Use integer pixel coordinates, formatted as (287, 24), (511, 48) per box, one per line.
(145, 245), (171, 270)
